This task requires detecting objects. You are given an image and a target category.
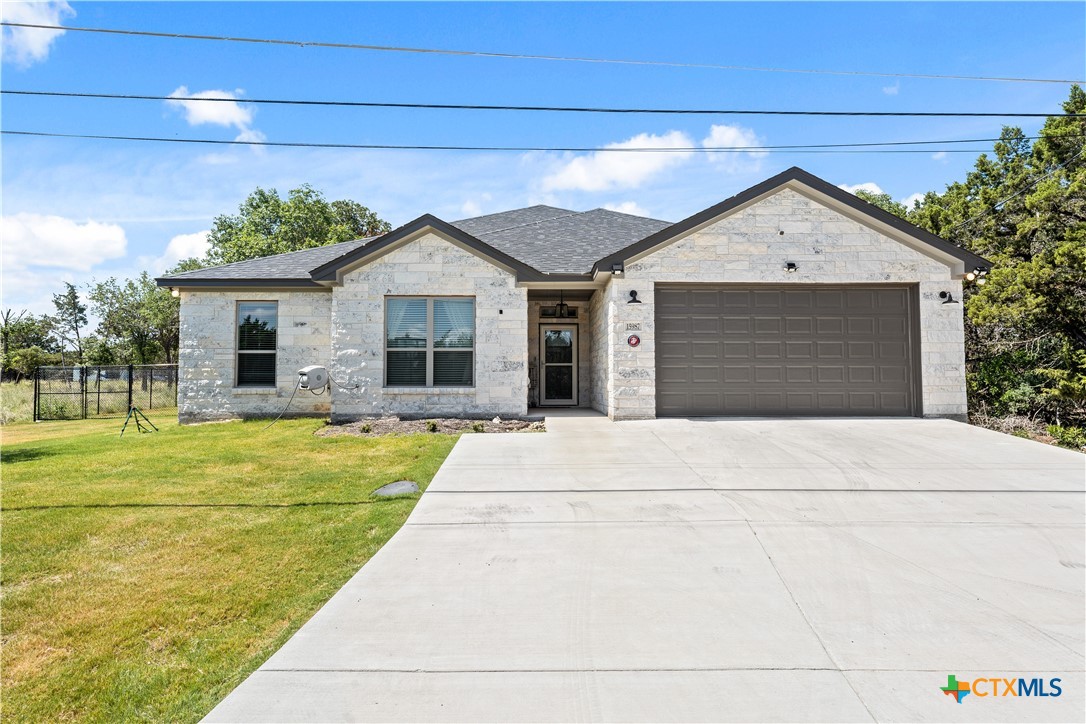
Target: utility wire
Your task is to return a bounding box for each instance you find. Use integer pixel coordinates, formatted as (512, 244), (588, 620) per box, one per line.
(2, 21), (1082, 85)
(9, 129), (1086, 154)
(5, 89), (1081, 118)
(948, 147), (1086, 233)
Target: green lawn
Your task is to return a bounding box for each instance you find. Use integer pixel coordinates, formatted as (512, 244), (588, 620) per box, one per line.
(1, 412), (458, 722)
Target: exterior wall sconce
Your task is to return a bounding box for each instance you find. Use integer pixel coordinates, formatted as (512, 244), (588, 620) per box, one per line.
(170, 288), (180, 297)
(939, 291), (959, 305)
(965, 267), (989, 285)
(785, 262), (798, 273)
(628, 290), (642, 304)
(611, 263), (625, 275)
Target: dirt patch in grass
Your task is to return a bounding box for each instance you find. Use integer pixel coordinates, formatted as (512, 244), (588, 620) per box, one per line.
(318, 416), (545, 437)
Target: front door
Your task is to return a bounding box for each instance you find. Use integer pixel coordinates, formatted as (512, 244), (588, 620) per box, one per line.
(540, 325), (577, 406)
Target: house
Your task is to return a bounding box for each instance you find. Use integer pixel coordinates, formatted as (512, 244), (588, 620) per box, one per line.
(157, 167), (989, 423)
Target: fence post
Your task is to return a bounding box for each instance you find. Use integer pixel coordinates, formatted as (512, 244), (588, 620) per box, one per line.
(81, 366), (88, 420)
(127, 364), (134, 411)
(33, 366), (40, 422)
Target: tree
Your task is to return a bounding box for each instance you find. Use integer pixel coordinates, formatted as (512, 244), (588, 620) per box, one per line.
(853, 189), (909, 219)
(89, 273), (175, 365)
(910, 85), (1086, 423)
(1, 309), (59, 378)
(50, 282), (88, 360)
(205, 185), (391, 265)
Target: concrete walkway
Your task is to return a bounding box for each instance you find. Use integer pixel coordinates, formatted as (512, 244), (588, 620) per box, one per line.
(206, 415), (1085, 722)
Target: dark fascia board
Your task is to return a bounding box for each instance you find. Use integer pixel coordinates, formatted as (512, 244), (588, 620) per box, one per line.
(592, 166), (992, 274)
(155, 277), (325, 289)
(309, 213), (551, 282)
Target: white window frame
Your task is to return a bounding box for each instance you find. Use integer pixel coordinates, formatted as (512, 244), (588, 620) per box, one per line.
(384, 296), (475, 388)
(235, 300), (278, 388)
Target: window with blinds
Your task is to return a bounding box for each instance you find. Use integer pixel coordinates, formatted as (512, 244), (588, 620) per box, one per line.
(386, 297), (474, 387)
(236, 301), (277, 387)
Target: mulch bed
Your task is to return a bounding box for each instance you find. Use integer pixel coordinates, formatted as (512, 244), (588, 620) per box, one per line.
(316, 416), (545, 437)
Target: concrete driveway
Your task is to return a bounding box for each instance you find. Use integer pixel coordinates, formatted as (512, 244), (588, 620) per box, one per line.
(206, 415), (1085, 722)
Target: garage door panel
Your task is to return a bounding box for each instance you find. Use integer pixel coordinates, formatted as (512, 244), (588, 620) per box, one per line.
(785, 317), (813, 334)
(816, 317), (844, 334)
(847, 317), (876, 335)
(655, 285), (917, 417)
(691, 316), (721, 335)
(847, 341), (875, 359)
(785, 341), (812, 359)
(786, 366), (815, 383)
(754, 366), (783, 383)
(722, 342), (751, 358)
(754, 342), (782, 359)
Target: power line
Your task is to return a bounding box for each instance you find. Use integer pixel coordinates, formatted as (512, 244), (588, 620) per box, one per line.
(5, 129), (1082, 154)
(4, 89), (1082, 118)
(2, 21), (1082, 86)
(949, 147), (1086, 233)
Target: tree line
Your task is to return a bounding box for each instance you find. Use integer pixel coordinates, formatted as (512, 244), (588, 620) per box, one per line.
(2, 89), (1082, 433)
(0, 185), (390, 380)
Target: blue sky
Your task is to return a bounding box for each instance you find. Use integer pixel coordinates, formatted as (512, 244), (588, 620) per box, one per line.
(2, 1), (1083, 316)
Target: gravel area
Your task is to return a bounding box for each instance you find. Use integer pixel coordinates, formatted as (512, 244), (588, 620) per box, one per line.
(317, 416), (545, 437)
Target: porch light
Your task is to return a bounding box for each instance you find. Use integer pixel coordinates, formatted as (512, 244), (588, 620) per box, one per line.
(785, 262), (798, 273)
(939, 291), (959, 304)
(170, 288), (180, 297)
(555, 290), (569, 318)
(611, 263), (625, 275)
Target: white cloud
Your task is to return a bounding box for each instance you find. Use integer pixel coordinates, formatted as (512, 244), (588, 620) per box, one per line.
(459, 193), (492, 218)
(0, 1), (74, 67)
(838, 182), (885, 196)
(931, 151), (948, 162)
(882, 82), (900, 96)
(146, 230), (210, 274)
(166, 86), (263, 143)
(1, 213), (127, 272)
(541, 130), (695, 192)
(901, 192), (925, 209)
(603, 201), (651, 218)
(701, 124), (766, 172)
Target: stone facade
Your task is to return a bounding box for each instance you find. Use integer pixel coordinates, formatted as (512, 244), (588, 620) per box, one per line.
(599, 188), (968, 420)
(328, 233), (528, 421)
(177, 289), (332, 423)
(527, 300), (592, 408)
(175, 189), (970, 424)
(588, 289), (610, 415)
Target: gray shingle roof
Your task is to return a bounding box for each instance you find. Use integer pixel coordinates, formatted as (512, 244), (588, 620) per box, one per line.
(162, 237), (375, 282)
(158, 206), (672, 283)
(452, 208), (671, 274)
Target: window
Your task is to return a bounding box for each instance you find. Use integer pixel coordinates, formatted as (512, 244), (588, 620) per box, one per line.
(386, 297), (474, 387)
(236, 301), (277, 387)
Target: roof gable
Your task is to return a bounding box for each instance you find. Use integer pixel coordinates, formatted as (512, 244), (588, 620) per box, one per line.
(594, 167), (990, 276)
(308, 214), (550, 282)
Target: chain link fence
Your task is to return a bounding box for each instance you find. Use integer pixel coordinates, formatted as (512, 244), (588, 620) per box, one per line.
(34, 365), (178, 421)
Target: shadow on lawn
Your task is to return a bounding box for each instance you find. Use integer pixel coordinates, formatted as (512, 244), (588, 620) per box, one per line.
(0, 447), (53, 464)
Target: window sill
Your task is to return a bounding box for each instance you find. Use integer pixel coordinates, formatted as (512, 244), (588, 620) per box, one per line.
(232, 387), (278, 395)
(382, 386), (475, 394)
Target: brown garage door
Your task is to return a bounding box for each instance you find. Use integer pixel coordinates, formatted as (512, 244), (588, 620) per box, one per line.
(655, 285), (919, 417)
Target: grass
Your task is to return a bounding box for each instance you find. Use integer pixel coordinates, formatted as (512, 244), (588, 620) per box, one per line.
(1, 381), (34, 425)
(1, 412), (458, 722)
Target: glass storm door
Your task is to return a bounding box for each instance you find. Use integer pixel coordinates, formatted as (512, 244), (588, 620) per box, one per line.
(541, 325), (577, 406)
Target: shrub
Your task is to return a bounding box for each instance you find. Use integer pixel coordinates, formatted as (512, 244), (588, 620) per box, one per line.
(471, 422), (485, 433)
(360, 423), (372, 434)
(426, 420), (438, 433)
(1046, 425), (1086, 450)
